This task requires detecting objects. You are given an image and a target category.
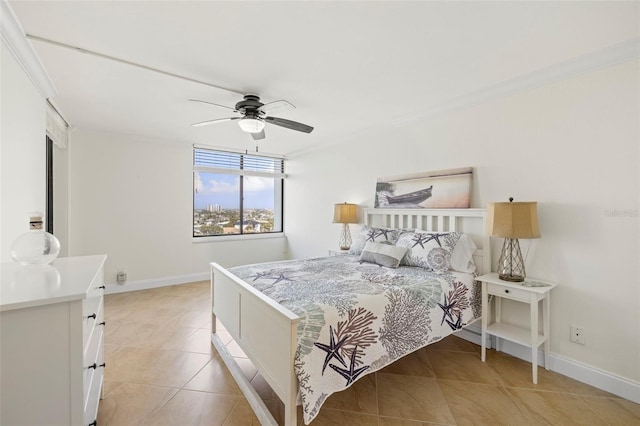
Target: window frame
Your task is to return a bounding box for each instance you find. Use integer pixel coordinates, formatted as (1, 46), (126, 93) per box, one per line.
(46, 135), (54, 234)
(192, 147), (285, 239)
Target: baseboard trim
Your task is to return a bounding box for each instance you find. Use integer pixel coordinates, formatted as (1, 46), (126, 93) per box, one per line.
(456, 323), (490, 347)
(549, 351), (640, 404)
(104, 272), (209, 294)
(457, 328), (640, 404)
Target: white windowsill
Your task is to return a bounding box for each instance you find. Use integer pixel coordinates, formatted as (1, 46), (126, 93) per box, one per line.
(192, 232), (287, 244)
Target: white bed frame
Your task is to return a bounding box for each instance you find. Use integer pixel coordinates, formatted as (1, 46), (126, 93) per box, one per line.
(210, 208), (490, 425)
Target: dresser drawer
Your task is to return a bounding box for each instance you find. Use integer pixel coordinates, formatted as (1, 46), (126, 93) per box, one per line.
(83, 325), (103, 401)
(84, 368), (103, 426)
(88, 263), (105, 295)
(486, 283), (530, 302)
(83, 333), (104, 426)
(82, 271), (104, 318)
(83, 296), (103, 347)
(84, 308), (103, 364)
(82, 264), (105, 323)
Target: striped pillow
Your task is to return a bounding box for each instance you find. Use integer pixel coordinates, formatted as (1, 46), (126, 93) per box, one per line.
(359, 241), (408, 268)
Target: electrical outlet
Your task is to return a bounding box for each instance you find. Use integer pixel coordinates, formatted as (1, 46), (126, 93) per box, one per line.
(570, 325), (586, 345)
(116, 269), (127, 285)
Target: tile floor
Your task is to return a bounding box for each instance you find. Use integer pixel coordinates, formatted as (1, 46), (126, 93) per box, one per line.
(98, 281), (640, 425)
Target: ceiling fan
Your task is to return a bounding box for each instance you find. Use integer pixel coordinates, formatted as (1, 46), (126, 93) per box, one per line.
(189, 94), (314, 140)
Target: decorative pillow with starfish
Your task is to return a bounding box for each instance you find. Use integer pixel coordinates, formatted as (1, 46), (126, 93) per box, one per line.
(395, 230), (477, 273)
(348, 225), (401, 255)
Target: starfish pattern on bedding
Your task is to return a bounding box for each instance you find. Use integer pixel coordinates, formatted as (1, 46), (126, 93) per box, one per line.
(412, 233), (430, 248)
(376, 228), (395, 242)
(446, 315), (463, 330)
(365, 229), (379, 242)
(314, 326), (348, 374)
(424, 232), (448, 247)
(250, 271), (293, 284)
(272, 272), (292, 284)
(329, 346), (369, 386)
(438, 296), (456, 326)
(251, 271), (273, 281)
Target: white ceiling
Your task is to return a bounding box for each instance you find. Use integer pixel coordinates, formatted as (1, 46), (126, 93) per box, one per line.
(8, 1), (640, 156)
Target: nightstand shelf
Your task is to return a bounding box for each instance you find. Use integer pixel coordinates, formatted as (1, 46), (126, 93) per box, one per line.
(477, 272), (557, 384)
(486, 322), (546, 348)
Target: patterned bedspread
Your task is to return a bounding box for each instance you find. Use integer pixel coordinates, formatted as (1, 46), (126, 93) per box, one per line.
(228, 255), (481, 425)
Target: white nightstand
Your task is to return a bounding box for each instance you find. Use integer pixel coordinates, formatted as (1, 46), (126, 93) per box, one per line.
(476, 272), (557, 384)
(328, 248), (350, 256)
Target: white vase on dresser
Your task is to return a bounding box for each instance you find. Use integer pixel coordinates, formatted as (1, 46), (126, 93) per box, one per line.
(0, 255), (107, 426)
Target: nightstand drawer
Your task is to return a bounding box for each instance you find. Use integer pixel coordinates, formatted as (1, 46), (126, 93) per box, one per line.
(486, 283), (530, 302)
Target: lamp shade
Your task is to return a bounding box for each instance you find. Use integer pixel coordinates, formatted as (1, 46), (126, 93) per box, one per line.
(333, 203), (358, 224)
(486, 201), (540, 239)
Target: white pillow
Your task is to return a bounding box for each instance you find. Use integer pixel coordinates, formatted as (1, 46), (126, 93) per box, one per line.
(448, 233), (477, 273)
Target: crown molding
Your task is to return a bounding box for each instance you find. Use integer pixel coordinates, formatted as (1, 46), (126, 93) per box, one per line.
(290, 38), (640, 158)
(1, 0), (56, 98)
(394, 37), (640, 126)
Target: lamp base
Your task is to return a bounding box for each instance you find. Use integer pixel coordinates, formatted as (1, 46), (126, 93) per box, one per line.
(498, 273), (525, 282)
(497, 238), (526, 282)
(338, 223), (352, 251)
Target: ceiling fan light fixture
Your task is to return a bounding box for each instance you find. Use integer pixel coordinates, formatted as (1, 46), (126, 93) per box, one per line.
(238, 117), (265, 133)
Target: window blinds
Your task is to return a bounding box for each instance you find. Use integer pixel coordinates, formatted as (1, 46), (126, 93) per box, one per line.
(193, 147), (286, 178)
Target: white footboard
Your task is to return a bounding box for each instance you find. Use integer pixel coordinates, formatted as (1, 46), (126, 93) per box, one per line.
(211, 263), (301, 426)
(210, 208), (489, 425)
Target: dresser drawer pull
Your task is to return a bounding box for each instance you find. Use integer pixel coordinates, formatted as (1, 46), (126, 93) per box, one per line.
(99, 321), (106, 326)
(88, 421), (97, 426)
(98, 285), (106, 289)
(504, 289), (510, 294)
(87, 313), (97, 320)
(87, 362), (105, 370)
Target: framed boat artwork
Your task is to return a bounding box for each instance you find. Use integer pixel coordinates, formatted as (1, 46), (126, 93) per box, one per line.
(374, 167), (472, 208)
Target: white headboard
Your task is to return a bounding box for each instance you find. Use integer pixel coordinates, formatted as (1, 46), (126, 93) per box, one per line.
(364, 208), (491, 275)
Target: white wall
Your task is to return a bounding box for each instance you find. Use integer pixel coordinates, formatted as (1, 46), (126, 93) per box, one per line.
(0, 41), (46, 261)
(67, 128), (288, 286)
(285, 60), (640, 383)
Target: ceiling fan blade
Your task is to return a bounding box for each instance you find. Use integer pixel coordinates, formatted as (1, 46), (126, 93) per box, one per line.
(259, 100), (295, 115)
(251, 130), (266, 140)
(265, 116), (314, 133)
(189, 99), (236, 112)
(191, 117), (240, 127)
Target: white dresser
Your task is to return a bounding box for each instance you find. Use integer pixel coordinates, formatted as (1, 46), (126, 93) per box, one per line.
(0, 255), (107, 426)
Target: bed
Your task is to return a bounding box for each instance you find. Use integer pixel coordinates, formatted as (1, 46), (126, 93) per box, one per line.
(210, 208), (490, 425)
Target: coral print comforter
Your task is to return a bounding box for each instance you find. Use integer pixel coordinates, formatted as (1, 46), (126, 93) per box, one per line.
(228, 255), (480, 425)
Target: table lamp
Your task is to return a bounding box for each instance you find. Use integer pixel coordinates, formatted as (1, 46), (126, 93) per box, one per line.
(486, 198), (540, 282)
(333, 202), (358, 251)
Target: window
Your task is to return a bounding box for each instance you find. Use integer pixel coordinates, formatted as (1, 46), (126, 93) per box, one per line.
(193, 147), (285, 237)
(46, 135), (54, 233)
